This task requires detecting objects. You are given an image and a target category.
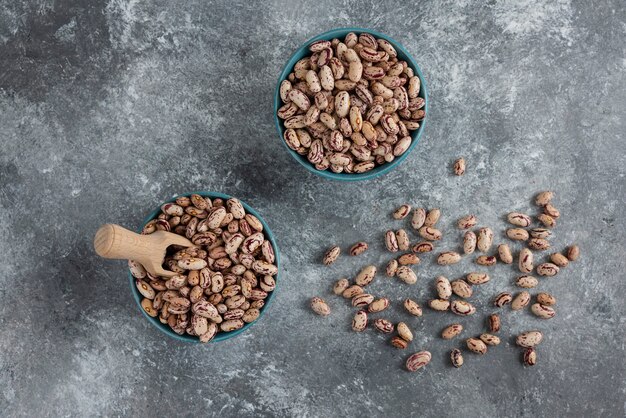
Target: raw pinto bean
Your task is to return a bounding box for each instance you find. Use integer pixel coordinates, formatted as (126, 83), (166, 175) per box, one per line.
(280, 34), (423, 174)
(412, 241), (434, 253)
(457, 214), (477, 229)
(498, 244), (513, 264)
(442, 324), (463, 340)
(437, 251), (461, 265)
(453, 158), (466, 175)
(476, 227), (494, 252)
(511, 291), (531, 310)
(404, 299), (423, 316)
(451, 279), (473, 298)
(386, 259), (399, 277)
(463, 231), (477, 254)
(146, 194), (278, 340)
(406, 351), (431, 372)
(398, 253), (420, 265)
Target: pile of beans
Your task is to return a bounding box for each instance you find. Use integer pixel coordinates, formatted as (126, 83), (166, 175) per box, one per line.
(311, 164), (578, 371)
(130, 194), (277, 342)
(278, 32), (425, 174)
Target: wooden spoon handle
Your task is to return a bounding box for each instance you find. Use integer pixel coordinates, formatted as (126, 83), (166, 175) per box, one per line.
(94, 224), (154, 261)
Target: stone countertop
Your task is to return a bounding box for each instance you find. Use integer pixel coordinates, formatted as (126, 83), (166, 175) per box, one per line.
(0, 0), (624, 416)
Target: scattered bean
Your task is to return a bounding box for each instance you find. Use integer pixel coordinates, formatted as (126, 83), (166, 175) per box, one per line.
(405, 351), (432, 372)
(441, 324), (463, 340)
(466, 338), (487, 355)
(323, 246), (341, 265)
(453, 158), (466, 176)
(450, 349), (464, 368)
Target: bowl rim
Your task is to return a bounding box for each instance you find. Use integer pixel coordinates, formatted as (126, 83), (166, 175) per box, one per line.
(128, 191), (280, 343)
(274, 27), (429, 182)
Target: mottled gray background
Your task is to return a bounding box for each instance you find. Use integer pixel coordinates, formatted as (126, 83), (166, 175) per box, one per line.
(0, 0), (624, 416)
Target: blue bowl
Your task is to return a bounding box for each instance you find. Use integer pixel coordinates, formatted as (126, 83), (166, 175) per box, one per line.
(129, 191), (280, 343)
(274, 27), (429, 181)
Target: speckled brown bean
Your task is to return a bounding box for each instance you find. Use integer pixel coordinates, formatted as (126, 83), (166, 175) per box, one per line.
(385, 230), (399, 252)
(498, 244), (513, 264)
(463, 231), (477, 255)
(437, 251), (461, 265)
(391, 336), (409, 349)
(466, 338), (487, 354)
(310, 297), (331, 316)
(411, 208), (426, 230)
(404, 299), (423, 316)
(523, 347), (537, 366)
(476, 255), (497, 266)
(396, 266), (417, 284)
(129, 260), (147, 279)
(442, 324), (463, 340)
(386, 259), (399, 277)
(511, 291), (531, 310)
(457, 215), (477, 229)
(507, 228), (529, 241)
(424, 209), (441, 227)
(141, 298), (158, 317)
(453, 158), (465, 175)
(507, 212), (532, 227)
(537, 292), (556, 306)
(530, 228), (552, 239)
(550, 253), (569, 267)
(429, 299), (450, 311)
(480, 333), (501, 346)
(466, 272), (490, 285)
(395, 229), (410, 251)
(516, 331), (543, 348)
(418, 227), (442, 241)
(333, 278), (350, 295)
(450, 300), (476, 316)
(220, 319), (244, 332)
(566, 245), (580, 261)
(355, 265), (377, 287)
(528, 238), (550, 251)
(535, 191), (554, 206)
(451, 279), (473, 298)
(136, 280), (155, 299)
(405, 351), (431, 372)
(519, 248), (534, 273)
(342, 285), (364, 299)
(323, 246), (341, 265)
(476, 228), (494, 252)
(531, 303), (556, 319)
(488, 314), (501, 333)
(537, 263), (560, 277)
(435, 276), (452, 299)
(537, 214), (556, 228)
(368, 298), (390, 313)
(352, 293), (375, 308)
(412, 242), (434, 253)
(397, 322), (413, 342)
(451, 349), (464, 368)
(398, 253), (420, 265)
(349, 241), (368, 256)
(178, 257), (207, 271)
(516, 275), (538, 288)
(544, 203), (560, 218)
(374, 318), (394, 334)
(393, 204), (411, 220)
(352, 310), (368, 332)
(493, 292), (513, 307)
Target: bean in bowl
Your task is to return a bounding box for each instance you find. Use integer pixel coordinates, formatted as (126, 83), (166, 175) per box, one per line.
(131, 194), (278, 343)
(277, 31), (425, 174)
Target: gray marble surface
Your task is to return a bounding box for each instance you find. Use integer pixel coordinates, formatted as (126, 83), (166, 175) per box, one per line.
(1, 0), (625, 416)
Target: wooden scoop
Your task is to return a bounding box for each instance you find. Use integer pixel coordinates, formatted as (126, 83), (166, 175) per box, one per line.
(94, 223), (195, 278)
